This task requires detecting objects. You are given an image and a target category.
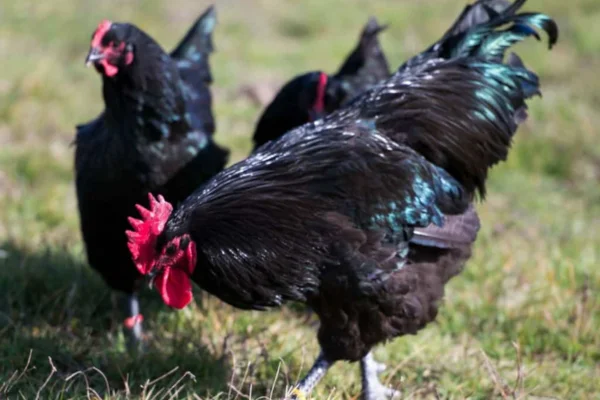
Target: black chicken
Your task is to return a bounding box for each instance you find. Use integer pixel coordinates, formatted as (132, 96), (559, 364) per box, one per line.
(127, 1), (557, 398)
(74, 6), (228, 346)
(251, 0), (513, 152)
(252, 17), (390, 151)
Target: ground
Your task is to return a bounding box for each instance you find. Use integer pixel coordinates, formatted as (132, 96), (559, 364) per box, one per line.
(0, 0), (599, 398)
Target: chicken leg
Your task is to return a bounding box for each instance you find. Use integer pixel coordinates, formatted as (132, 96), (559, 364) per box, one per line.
(121, 293), (144, 351)
(360, 352), (400, 400)
(288, 351), (333, 400)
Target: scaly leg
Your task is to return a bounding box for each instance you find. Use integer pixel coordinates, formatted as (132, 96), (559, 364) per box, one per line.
(288, 351), (333, 400)
(360, 352), (400, 400)
(121, 293), (144, 351)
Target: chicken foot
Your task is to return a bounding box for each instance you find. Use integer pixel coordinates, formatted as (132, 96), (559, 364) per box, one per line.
(360, 352), (400, 400)
(288, 351), (333, 400)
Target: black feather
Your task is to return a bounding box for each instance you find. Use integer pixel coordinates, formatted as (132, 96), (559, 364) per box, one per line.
(172, 6), (218, 135)
(164, 125), (469, 309)
(331, 17), (391, 106)
(147, 0), (557, 370)
(341, 4), (557, 197)
(252, 72), (323, 151)
(398, 0), (513, 74)
(162, 23), (556, 308)
(412, 204), (480, 248)
(251, 17), (390, 151)
(75, 7), (228, 297)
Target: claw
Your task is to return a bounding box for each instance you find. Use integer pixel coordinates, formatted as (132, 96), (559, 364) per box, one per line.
(122, 294), (145, 353)
(373, 360), (387, 374)
(362, 382), (401, 400)
(361, 353), (401, 400)
(287, 351), (332, 400)
(288, 387), (307, 400)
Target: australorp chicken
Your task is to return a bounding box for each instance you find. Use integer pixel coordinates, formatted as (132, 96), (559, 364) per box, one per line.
(251, 0), (513, 152)
(252, 17), (390, 151)
(74, 6), (228, 346)
(126, 1), (557, 398)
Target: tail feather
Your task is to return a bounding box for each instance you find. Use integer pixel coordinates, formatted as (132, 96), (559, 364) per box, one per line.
(332, 17), (391, 105)
(171, 5), (216, 82)
(506, 52), (537, 123)
(335, 17), (390, 79)
(350, 6), (557, 197)
(399, 0), (512, 73)
(399, 0), (557, 74)
(172, 6), (218, 135)
(451, 10), (558, 61)
(436, 0), (513, 49)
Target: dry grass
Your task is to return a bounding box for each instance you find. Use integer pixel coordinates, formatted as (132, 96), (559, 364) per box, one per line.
(1, 0), (599, 398)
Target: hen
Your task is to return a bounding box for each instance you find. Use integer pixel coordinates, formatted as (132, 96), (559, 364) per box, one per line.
(127, 1), (557, 398)
(252, 0), (512, 151)
(252, 17), (390, 151)
(74, 6), (228, 346)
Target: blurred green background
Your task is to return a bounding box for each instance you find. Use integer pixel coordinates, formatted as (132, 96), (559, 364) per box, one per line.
(0, 0), (599, 398)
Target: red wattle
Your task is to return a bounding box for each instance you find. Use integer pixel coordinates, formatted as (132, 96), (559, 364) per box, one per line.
(125, 51), (134, 66)
(155, 267), (193, 309)
(101, 59), (119, 77)
(313, 72), (328, 114)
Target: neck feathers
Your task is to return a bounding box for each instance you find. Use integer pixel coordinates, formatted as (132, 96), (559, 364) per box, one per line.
(102, 46), (187, 141)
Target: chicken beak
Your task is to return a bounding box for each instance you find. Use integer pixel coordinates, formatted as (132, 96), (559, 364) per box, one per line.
(147, 265), (160, 290)
(147, 270), (156, 290)
(85, 47), (105, 67)
(148, 275), (156, 290)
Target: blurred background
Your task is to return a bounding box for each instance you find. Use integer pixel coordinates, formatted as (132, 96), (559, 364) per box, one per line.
(0, 0), (598, 398)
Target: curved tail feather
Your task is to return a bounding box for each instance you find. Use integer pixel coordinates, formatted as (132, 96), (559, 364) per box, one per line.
(347, 6), (557, 198)
(399, 0), (557, 74)
(399, 0), (512, 73)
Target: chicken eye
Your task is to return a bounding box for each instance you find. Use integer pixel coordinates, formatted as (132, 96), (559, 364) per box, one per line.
(179, 236), (190, 250)
(165, 244), (177, 256)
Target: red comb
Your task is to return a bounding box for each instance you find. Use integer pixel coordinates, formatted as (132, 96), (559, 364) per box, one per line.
(126, 193), (173, 275)
(91, 20), (112, 48)
(313, 72), (328, 114)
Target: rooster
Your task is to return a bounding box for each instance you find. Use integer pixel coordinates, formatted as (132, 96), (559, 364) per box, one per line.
(252, 0), (513, 152)
(252, 17), (390, 151)
(74, 6), (228, 346)
(127, 1), (556, 398)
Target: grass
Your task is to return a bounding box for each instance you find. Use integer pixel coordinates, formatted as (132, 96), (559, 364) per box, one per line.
(1, 0), (599, 398)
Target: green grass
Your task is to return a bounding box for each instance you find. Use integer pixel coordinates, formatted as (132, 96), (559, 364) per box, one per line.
(1, 0), (599, 398)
